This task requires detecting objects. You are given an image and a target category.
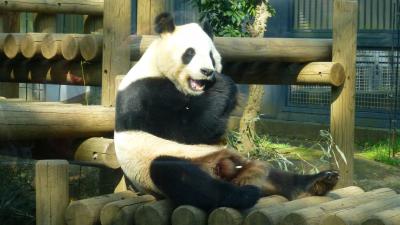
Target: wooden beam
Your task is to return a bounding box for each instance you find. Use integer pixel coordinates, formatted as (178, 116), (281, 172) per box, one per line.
(224, 62), (345, 86)
(65, 191), (137, 225)
(0, 102), (115, 141)
(135, 200), (174, 225)
(101, 0), (131, 106)
(36, 160), (69, 225)
(1, 60), (102, 86)
(80, 34), (102, 61)
(362, 207), (400, 225)
(61, 34), (85, 61)
(0, 0), (104, 15)
(330, 0), (357, 187)
(130, 35), (332, 62)
(281, 188), (396, 225)
(20, 33), (47, 59)
(74, 137), (119, 169)
(41, 33), (65, 60)
(3, 33), (23, 59)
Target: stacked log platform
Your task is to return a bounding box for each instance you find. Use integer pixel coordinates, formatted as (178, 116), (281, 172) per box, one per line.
(63, 186), (400, 225)
(0, 33), (345, 86)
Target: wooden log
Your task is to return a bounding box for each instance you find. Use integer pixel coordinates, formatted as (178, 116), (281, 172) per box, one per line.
(101, 0), (131, 106)
(209, 207), (243, 225)
(207, 195), (289, 225)
(65, 191), (137, 225)
(0, 102), (115, 141)
(80, 34), (102, 61)
(224, 61), (345, 86)
(2, 59), (102, 86)
(129, 35), (333, 63)
(134, 200), (175, 225)
(36, 160), (69, 225)
(20, 33), (47, 58)
(61, 34), (86, 61)
(33, 13), (56, 33)
(84, 15), (103, 34)
(3, 33), (24, 59)
(362, 207), (400, 225)
(100, 195), (156, 225)
(330, 0), (358, 187)
(172, 205), (207, 225)
(281, 188), (397, 225)
(244, 186), (365, 225)
(0, 0), (104, 15)
(74, 137), (119, 169)
(322, 195), (400, 225)
(41, 33), (64, 60)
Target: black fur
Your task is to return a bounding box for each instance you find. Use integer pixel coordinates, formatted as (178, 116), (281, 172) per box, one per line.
(182, 48), (196, 65)
(150, 155), (261, 211)
(210, 51), (216, 67)
(115, 73), (237, 145)
(155, 12), (175, 34)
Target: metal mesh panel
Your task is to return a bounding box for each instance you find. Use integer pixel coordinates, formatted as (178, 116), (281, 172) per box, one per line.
(288, 49), (399, 111)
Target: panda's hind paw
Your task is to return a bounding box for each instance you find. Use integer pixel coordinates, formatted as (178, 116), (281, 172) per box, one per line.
(306, 170), (339, 196)
(219, 185), (261, 210)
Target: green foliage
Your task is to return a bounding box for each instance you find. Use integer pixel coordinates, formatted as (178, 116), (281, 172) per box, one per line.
(0, 162), (35, 225)
(359, 138), (400, 166)
(190, 0), (275, 37)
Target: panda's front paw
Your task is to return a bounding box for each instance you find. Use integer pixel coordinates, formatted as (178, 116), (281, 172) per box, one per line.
(219, 185), (261, 209)
(306, 170), (339, 196)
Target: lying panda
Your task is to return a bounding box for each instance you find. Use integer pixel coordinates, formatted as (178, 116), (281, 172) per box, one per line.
(115, 12), (339, 211)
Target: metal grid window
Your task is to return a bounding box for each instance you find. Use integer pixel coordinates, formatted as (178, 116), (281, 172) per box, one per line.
(288, 49), (400, 111)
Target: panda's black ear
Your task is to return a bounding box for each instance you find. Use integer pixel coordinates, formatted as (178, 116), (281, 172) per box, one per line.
(200, 17), (214, 39)
(155, 12), (175, 34)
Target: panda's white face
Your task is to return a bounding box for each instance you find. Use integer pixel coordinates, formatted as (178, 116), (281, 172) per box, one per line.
(155, 23), (222, 96)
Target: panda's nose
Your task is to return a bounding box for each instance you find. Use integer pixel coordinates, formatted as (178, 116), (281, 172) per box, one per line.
(200, 68), (214, 77)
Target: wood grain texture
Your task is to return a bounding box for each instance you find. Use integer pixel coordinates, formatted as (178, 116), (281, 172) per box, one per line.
(36, 160), (69, 225)
(79, 34), (102, 61)
(41, 33), (65, 59)
(362, 207), (400, 225)
(3, 33), (24, 59)
(330, 0), (358, 188)
(209, 207), (243, 225)
(129, 35), (332, 63)
(281, 188), (396, 225)
(172, 205), (207, 225)
(244, 186), (365, 225)
(0, 102), (114, 141)
(224, 61), (345, 86)
(20, 32), (47, 58)
(136, 0), (152, 35)
(100, 195), (156, 225)
(134, 200), (175, 225)
(74, 137), (119, 169)
(322, 195), (400, 225)
(65, 191), (137, 225)
(61, 34), (86, 61)
(101, 0), (131, 106)
(0, 0), (104, 15)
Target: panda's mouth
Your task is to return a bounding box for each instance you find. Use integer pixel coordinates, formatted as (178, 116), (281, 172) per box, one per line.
(189, 79), (206, 91)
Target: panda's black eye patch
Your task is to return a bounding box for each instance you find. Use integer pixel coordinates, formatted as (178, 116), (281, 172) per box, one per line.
(182, 48), (196, 65)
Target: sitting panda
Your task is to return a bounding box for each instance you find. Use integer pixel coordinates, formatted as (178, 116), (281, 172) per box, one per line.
(115, 12), (339, 211)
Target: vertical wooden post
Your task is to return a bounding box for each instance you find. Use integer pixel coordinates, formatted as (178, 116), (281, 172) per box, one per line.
(137, 0), (167, 35)
(36, 160), (69, 225)
(101, 0), (131, 106)
(330, 0), (357, 187)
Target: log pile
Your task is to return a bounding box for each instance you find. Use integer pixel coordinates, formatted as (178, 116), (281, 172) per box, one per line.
(62, 186), (400, 225)
(0, 33), (344, 86)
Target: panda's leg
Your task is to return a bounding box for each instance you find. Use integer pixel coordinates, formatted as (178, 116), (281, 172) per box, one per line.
(260, 168), (339, 200)
(150, 155), (261, 211)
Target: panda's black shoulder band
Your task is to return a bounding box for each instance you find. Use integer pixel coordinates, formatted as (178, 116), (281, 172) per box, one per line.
(155, 12), (175, 34)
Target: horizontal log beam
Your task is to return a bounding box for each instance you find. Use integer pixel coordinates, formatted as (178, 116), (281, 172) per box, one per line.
(130, 35), (332, 62)
(0, 0), (104, 15)
(0, 59), (101, 86)
(224, 62), (345, 86)
(0, 102), (114, 141)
